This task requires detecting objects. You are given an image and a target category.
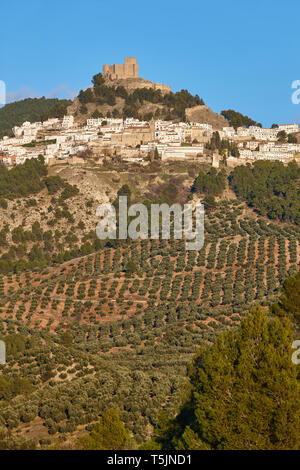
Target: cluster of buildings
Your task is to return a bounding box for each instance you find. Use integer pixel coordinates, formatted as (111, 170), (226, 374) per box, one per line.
(220, 124), (300, 162)
(221, 124), (298, 142)
(237, 141), (300, 162)
(1, 55), (298, 168)
(0, 116), (95, 166)
(0, 113), (299, 167)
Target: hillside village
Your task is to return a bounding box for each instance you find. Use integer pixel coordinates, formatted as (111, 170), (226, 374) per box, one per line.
(0, 56), (299, 451)
(0, 57), (300, 169)
(0, 113), (300, 169)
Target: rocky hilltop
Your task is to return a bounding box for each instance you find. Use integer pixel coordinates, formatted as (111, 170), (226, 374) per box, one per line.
(103, 76), (171, 94)
(67, 57), (228, 128)
(185, 105), (229, 130)
(102, 56), (171, 93)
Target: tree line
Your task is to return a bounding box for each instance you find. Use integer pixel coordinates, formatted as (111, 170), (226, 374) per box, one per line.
(221, 109), (262, 128)
(0, 97), (71, 137)
(78, 73), (205, 121)
(229, 160), (300, 224)
(141, 271), (300, 450)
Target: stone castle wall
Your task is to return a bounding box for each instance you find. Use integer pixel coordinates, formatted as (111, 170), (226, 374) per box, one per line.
(103, 57), (139, 80)
(102, 57), (171, 94)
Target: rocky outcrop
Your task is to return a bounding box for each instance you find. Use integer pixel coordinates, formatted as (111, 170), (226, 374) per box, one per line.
(185, 105), (229, 130)
(104, 76), (171, 94)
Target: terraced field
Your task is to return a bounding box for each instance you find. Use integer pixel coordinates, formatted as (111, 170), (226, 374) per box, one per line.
(0, 199), (299, 447)
(1, 200), (299, 341)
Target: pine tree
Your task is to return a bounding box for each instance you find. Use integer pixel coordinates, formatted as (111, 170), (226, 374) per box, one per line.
(152, 306), (300, 450)
(75, 408), (135, 450)
(272, 271), (300, 325)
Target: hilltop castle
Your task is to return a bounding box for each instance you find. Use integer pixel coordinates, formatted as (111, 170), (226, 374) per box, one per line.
(102, 57), (171, 94)
(103, 57), (139, 80)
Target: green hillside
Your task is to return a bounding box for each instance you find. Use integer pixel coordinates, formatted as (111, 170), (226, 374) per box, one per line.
(0, 97), (72, 138)
(70, 72), (205, 122)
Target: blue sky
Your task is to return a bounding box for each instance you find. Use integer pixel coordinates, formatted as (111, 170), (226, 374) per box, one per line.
(2, 0), (300, 127)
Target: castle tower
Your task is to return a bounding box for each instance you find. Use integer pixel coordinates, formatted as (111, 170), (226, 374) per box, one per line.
(102, 58), (139, 80)
(124, 57), (139, 78)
